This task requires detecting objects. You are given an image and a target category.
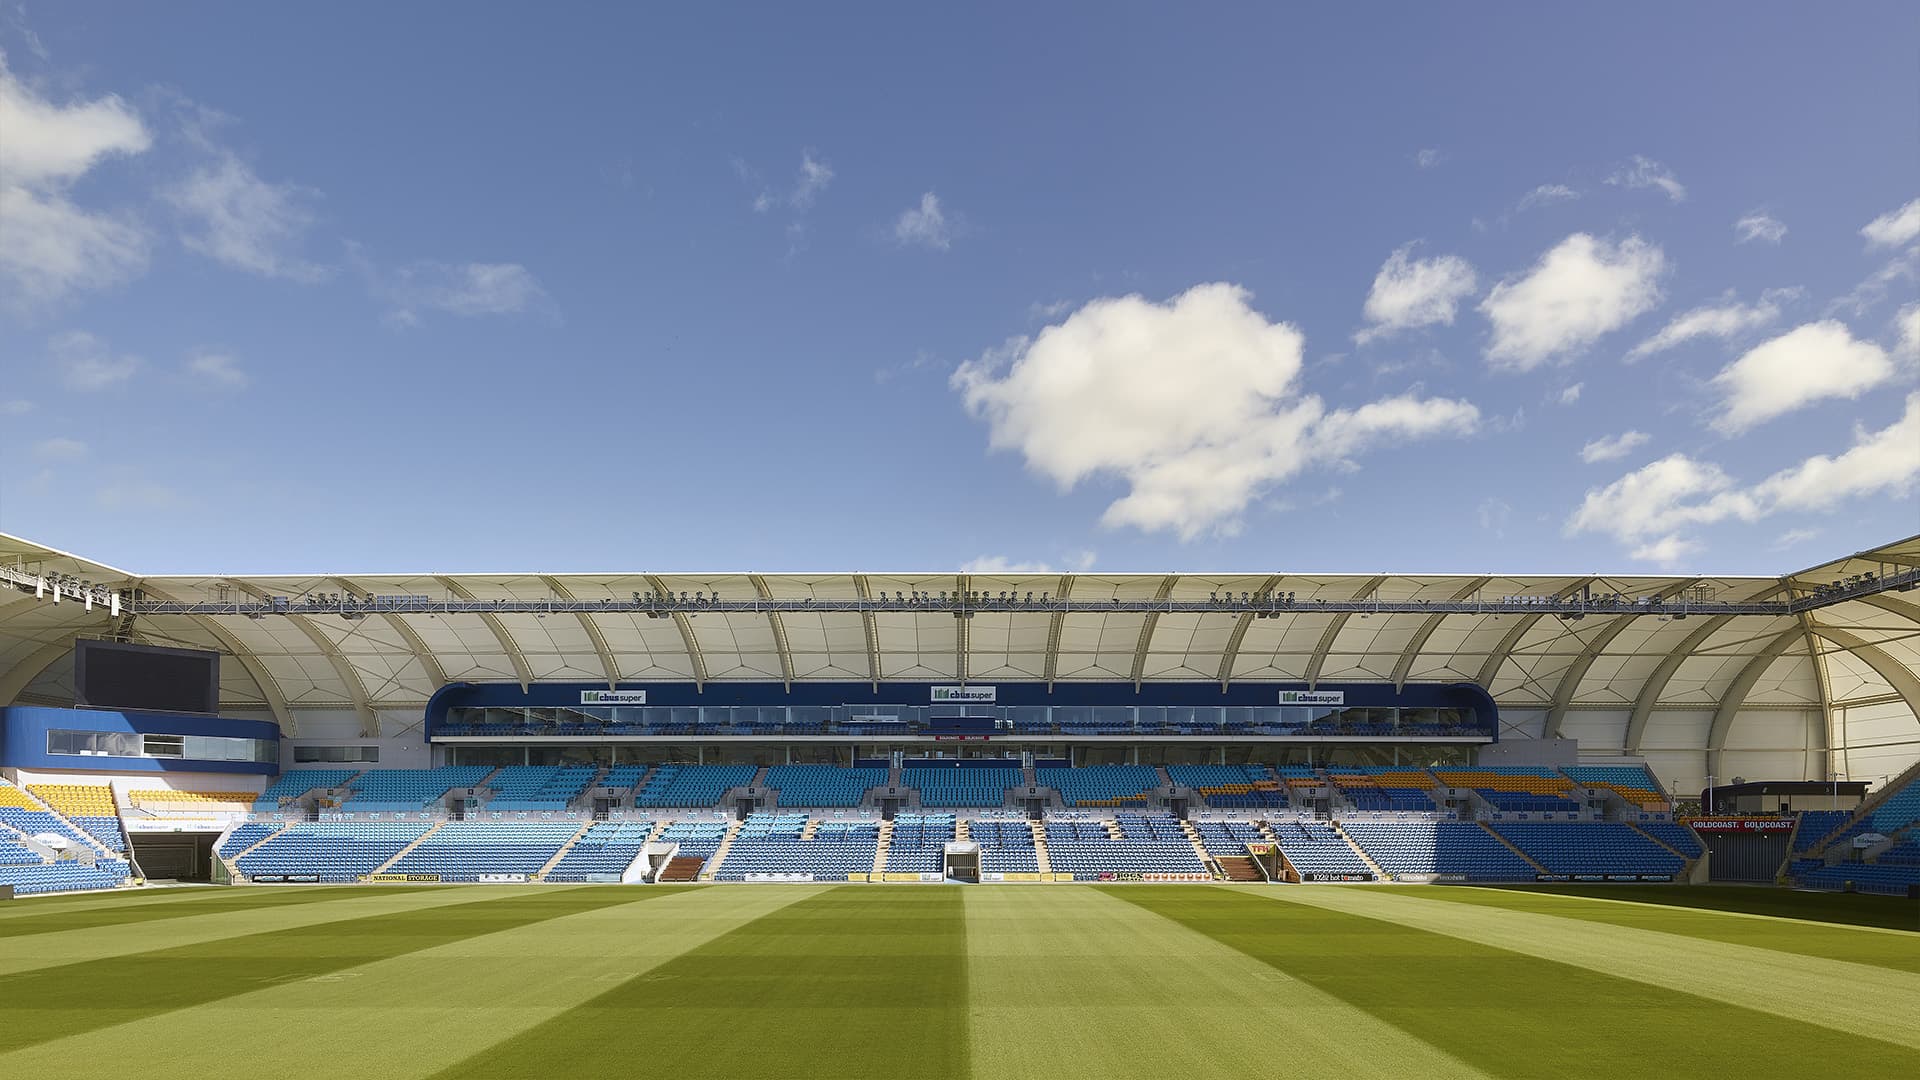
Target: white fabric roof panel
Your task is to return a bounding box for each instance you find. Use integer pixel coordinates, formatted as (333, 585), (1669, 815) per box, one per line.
(0, 533), (1914, 768)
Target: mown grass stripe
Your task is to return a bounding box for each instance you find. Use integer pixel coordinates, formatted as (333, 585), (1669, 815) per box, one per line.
(0, 885), (818, 1080)
(1406, 885), (1920, 971)
(1115, 885), (1920, 1078)
(1251, 884), (1920, 1048)
(0, 885), (681, 1054)
(429, 885), (970, 1080)
(0, 884), (526, 979)
(0, 885), (433, 939)
(964, 886), (1490, 1080)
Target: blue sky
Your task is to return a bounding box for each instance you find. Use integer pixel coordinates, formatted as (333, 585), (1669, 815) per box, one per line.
(1, 3), (1916, 575)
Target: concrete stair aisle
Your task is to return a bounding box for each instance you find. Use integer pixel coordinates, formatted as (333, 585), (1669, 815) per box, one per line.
(1479, 822), (1549, 874)
(698, 819), (745, 881)
(1104, 818), (1123, 840)
(367, 821), (447, 876)
(871, 820), (893, 876)
(1810, 757), (1920, 858)
(1177, 819), (1216, 876)
(533, 820), (596, 880)
(801, 817), (820, 840)
(1031, 820), (1052, 874)
(1329, 821), (1391, 881)
(955, 819), (970, 842)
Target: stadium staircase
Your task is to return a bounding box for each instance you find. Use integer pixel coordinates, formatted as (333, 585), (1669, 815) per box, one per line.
(954, 819), (970, 842)
(1478, 823), (1549, 875)
(1031, 820), (1051, 874)
(1809, 758), (1920, 859)
(1176, 819), (1219, 877)
(871, 819), (892, 877)
(1329, 822), (1389, 879)
(533, 821), (597, 880)
(367, 821), (447, 876)
(6, 783), (114, 856)
(697, 819), (745, 881)
(215, 824), (287, 878)
(1214, 855), (1265, 882)
(658, 855), (705, 882)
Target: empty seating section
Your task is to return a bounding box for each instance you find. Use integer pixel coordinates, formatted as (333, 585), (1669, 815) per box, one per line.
(657, 820), (728, 857)
(970, 819), (1039, 871)
(254, 769), (362, 811)
(236, 821), (432, 881)
(217, 823), (282, 858)
(1864, 774), (1920, 836)
(1341, 821), (1536, 880)
(1, 835), (40, 866)
(1167, 764), (1287, 808)
(125, 780), (251, 807)
(1560, 765), (1670, 810)
(340, 767), (494, 813)
(1492, 822), (1683, 876)
(1271, 821), (1372, 878)
(1797, 860), (1920, 896)
(1330, 771), (1438, 812)
(0, 858), (131, 895)
(386, 821), (582, 881)
(634, 765), (757, 807)
(886, 813), (956, 872)
(545, 821), (654, 881)
(26, 783), (125, 851)
(482, 766), (598, 811)
(1633, 821), (1703, 858)
(903, 765), (1022, 808)
(1438, 767), (1581, 814)
(1194, 821), (1266, 854)
(600, 765), (649, 792)
(764, 765), (884, 807)
(716, 814), (878, 880)
(1039, 765), (1160, 807)
(1793, 810), (1853, 852)
(0, 807), (102, 853)
(1043, 815), (1205, 878)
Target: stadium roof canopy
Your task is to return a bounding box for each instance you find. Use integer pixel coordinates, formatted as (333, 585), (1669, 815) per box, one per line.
(2, 532), (1917, 781)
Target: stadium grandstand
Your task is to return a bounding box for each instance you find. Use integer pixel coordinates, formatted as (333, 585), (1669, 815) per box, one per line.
(0, 530), (1916, 895)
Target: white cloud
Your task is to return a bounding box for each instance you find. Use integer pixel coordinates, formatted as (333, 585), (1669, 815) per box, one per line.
(1605, 155), (1687, 202)
(1772, 527), (1820, 550)
(1029, 299), (1072, 321)
(1734, 212), (1786, 245)
(1558, 383), (1584, 405)
(1516, 184), (1579, 211)
(185, 350), (248, 388)
(1477, 497), (1511, 538)
(1353, 244), (1477, 345)
(1567, 394), (1920, 560)
(752, 149), (834, 213)
(355, 250), (550, 325)
(1708, 321), (1893, 434)
(49, 330), (139, 390)
(1624, 288), (1793, 362)
(0, 399), (31, 415)
(1830, 245), (1918, 317)
(95, 481), (183, 510)
(1897, 303), (1920, 360)
(1480, 233), (1667, 371)
(31, 436), (86, 461)
(1415, 148), (1443, 169)
(1629, 534), (1700, 567)
(164, 144), (324, 281)
(1861, 197), (1920, 249)
(962, 551), (1095, 575)
(892, 192), (951, 250)
(0, 55), (151, 308)
(952, 283), (1479, 539)
(1579, 429), (1650, 464)
(1750, 392), (1920, 510)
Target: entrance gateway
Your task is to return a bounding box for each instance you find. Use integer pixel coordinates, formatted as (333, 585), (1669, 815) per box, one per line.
(944, 841), (980, 883)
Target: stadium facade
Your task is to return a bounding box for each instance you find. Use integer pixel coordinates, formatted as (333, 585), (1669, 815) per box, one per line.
(2, 531), (1917, 895)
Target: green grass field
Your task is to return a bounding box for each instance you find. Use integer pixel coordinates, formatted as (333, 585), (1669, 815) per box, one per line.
(2, 883), (1917, 1079)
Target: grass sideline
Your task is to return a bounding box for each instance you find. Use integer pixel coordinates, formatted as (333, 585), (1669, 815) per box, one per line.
(0, 883), (1915, 1079)
(1473, 882), (1920, 931)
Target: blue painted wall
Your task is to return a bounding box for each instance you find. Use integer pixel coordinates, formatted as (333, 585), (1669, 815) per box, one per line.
(0, 706), (281, 775)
